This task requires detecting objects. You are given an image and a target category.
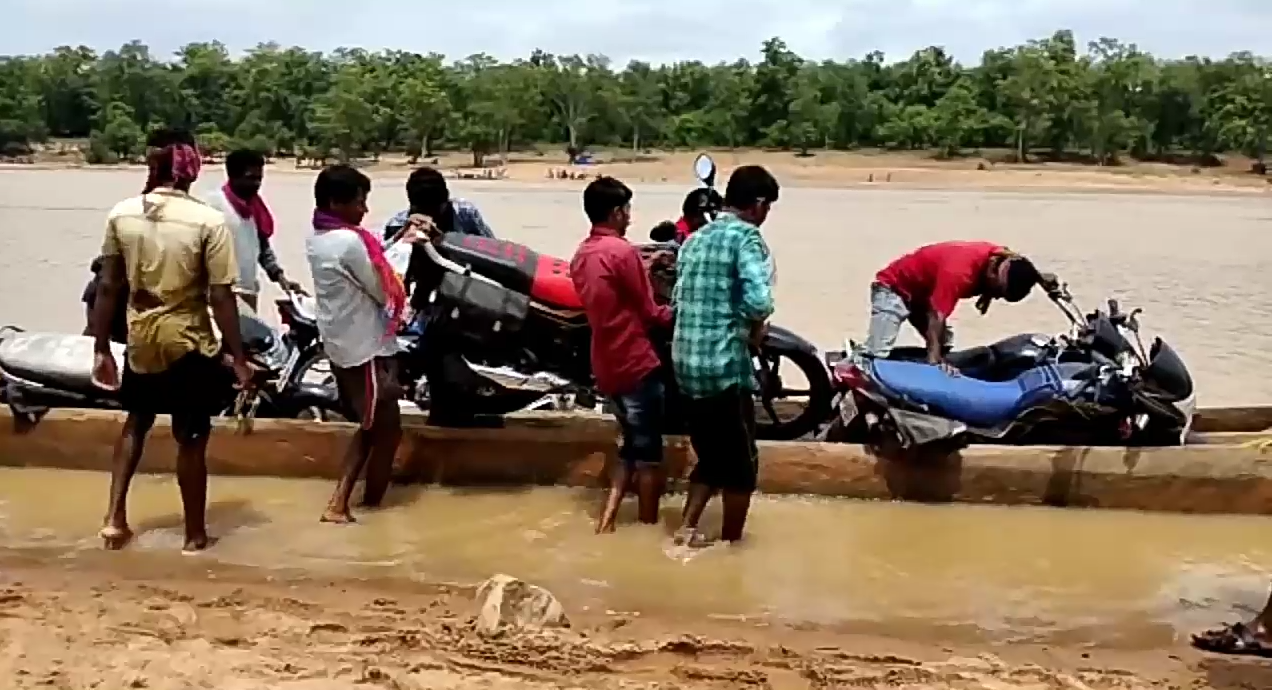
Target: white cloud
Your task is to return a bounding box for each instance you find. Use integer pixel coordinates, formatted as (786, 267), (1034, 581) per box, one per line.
(4, 0), (1269, 64)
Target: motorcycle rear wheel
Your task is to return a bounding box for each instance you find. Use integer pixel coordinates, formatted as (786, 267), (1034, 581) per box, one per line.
(753, 347), (833, 441)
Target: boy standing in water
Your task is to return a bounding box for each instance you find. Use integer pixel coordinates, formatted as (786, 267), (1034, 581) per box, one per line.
(91, 128), (252, 552)
(572, 177), (673, 532)
(306, 165), (413, 524)
(672, 165), (778, 546)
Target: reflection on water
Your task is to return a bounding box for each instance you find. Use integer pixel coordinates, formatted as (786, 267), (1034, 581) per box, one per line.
(2, 467), (1270, 645)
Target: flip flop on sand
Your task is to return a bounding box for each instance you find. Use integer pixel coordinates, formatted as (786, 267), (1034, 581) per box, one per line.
(1192, 622), (1272, 657)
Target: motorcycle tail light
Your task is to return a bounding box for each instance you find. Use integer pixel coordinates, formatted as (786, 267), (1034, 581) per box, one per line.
(832, 362), (868, 390)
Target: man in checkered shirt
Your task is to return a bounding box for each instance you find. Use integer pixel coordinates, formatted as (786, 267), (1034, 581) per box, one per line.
(671, 165), (778, 546)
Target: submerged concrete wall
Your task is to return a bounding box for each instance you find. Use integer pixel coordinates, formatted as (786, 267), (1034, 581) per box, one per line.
(1, 409), (1271, 515)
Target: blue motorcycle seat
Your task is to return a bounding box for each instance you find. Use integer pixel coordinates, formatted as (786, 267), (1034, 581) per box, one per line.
(867, 360), (1066, 428)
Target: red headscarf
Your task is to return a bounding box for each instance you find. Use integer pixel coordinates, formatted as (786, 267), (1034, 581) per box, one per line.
(221, 182), (275, 238)
(142, 143), (202, 194)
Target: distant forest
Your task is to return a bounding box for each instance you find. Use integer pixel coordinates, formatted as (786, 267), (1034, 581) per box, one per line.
(0, 32), (1268, 171)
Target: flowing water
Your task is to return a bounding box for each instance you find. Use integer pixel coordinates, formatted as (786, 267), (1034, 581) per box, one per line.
(2, 467), (1270, 647)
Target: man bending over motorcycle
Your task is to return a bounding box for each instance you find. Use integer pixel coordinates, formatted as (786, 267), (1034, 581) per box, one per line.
(861, 241), (1059, 373)
(571, 176), (673, 533)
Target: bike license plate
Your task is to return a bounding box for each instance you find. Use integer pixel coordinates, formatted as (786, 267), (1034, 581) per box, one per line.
(839, 393), (859, 426)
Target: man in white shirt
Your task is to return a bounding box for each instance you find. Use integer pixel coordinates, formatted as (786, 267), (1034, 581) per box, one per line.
(306, 164), (410, 524)
(204, 149), (305, 311)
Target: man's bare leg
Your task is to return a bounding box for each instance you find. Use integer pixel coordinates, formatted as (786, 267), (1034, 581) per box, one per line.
(676, 483), (715, 544)
(719, 491), (753, 542)
(597, 465), (632, 534)
(634, 466), (662, 525)
(359, 399), (402, 508)
(322, 430), (371, 523)
(100, 412), (154, 549)
(175, 433), (211, 552)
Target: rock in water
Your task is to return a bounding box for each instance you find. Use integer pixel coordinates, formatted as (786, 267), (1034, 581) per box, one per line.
(474, 574), (569, 636)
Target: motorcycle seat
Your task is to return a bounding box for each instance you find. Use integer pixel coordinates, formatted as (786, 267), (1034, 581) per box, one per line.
(0, 333), (125, 395)
(868, 360), (1066, 427)
(437, 233), (538, 295)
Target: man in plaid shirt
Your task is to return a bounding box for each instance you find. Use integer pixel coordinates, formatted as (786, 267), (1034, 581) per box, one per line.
(671, 165), (778, 546)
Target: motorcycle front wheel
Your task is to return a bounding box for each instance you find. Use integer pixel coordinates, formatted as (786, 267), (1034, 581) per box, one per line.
(752, 347), (833, 441)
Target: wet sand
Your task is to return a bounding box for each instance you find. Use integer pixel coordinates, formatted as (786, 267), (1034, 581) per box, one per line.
(9, 551), (1265, 690)
(4, 169), (1272, 687)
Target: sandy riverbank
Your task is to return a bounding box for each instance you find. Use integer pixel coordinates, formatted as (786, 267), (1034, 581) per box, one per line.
(1, 550), (1265, 690)
(7, 149), (1272, 196)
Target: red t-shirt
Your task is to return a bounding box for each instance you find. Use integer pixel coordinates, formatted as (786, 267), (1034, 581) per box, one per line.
(875, 241), (1003, 319)
(570, 227), (674, 396)
(673, 217), (693, 243)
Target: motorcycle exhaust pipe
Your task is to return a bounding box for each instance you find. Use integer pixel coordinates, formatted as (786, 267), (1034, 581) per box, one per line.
(465, 360), (572, 393)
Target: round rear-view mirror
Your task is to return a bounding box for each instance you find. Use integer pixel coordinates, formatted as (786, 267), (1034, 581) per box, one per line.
(692, 153), (716, 186)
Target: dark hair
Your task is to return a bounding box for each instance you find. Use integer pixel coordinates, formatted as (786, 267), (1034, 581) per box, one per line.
(583, 176), (633, 224)
(406, 166), (449, 212)
(314, 164), (371, 210)
(1003, 257), (1042, 302)
(146, 127), (195, 149)
(225, 149), (266, 178)
(724, 165), (780, 209)
(682, 188), (720, 218)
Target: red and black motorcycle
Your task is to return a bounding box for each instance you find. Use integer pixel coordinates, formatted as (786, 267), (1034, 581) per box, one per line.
(399, 154), (833, 441)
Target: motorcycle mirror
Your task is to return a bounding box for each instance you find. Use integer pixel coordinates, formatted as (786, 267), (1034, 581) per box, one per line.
(693, 153), (716, 187)
(1127, 307), (1144, 333)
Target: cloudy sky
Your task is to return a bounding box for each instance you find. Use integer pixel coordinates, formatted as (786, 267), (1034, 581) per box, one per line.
(5, 0), (1269, 65)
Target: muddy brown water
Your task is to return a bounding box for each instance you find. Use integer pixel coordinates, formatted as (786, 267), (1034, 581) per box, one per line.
(3, 169), (1272, 646)
(2, 467), (1271, 647)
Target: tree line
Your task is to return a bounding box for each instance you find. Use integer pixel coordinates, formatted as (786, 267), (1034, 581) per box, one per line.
(0, 31), (1269, 170)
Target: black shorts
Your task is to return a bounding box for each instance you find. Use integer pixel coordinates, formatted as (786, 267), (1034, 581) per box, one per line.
(120, 352), (228, 443)
(684, 386), (759, 493)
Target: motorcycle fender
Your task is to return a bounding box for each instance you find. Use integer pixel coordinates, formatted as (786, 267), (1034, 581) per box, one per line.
(889, 408), (967, 448)
(762, 324), (817, 355)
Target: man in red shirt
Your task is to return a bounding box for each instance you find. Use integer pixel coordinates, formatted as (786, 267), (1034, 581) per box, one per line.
(571, 176), (674, 533)
(673, 188), (720, 243)
(863, 241), (1058, 371)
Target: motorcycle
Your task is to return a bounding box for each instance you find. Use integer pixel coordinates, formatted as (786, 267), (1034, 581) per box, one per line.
(0, 295), (343, 425)
(822, 286), (1197, 448)
(395, 152), (834, 441)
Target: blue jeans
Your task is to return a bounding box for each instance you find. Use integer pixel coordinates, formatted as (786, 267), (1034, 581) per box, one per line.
(860, 283), (953, 357)
(611, 374), (665, 470)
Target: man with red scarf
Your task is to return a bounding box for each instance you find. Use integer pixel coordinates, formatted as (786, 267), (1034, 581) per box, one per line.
(204, 149), (305, 311)
(90, 128), (252, 553)
(305, 164), (418, 524)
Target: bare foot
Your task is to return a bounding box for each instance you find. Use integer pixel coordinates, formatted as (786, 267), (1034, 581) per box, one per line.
(673, 527), (711, 549)
(596, 519), (617, 534)
(181, 534), (214, 554)
(99, 524), (133, 551)
(320, 510), (357, 524)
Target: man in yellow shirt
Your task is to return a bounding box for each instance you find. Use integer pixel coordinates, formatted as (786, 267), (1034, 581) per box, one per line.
(90, 128), (252, 553)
